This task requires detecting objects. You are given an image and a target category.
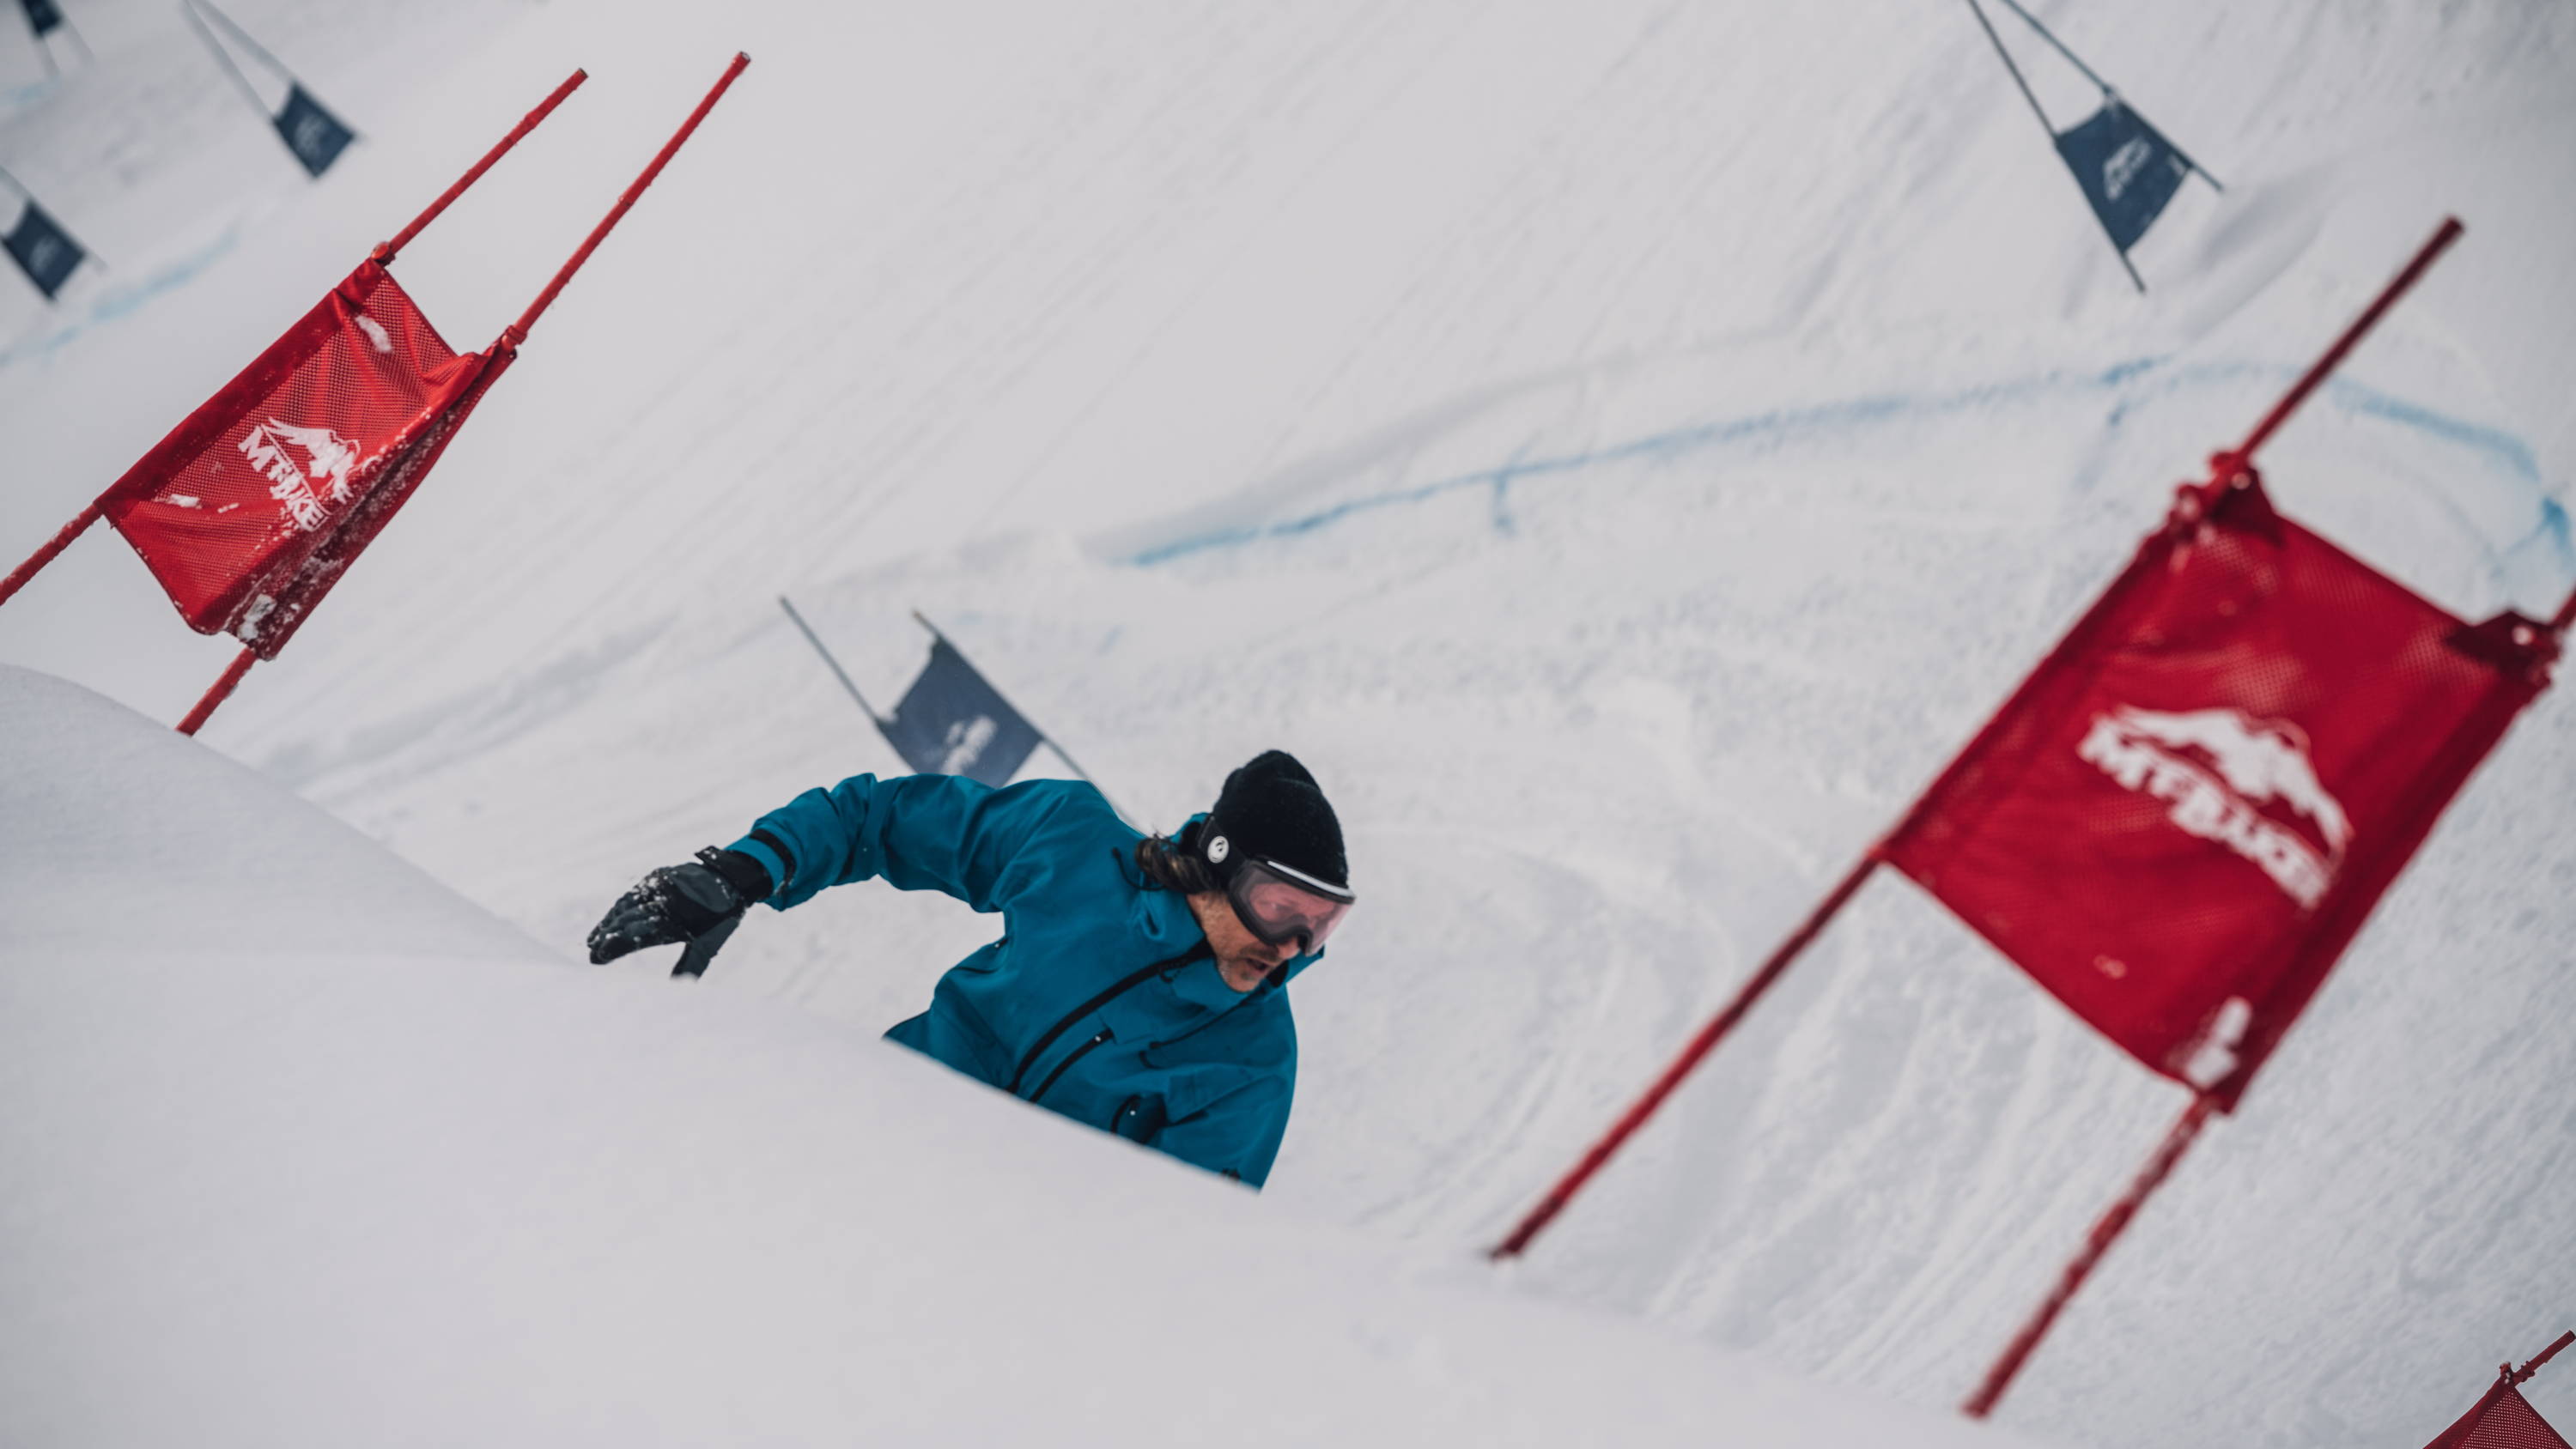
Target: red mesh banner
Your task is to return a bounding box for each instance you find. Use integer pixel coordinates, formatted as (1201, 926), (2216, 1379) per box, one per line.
(1884, 470), (2557, 1107)
(2425, 1384), (2575, 1449)
(99, 259), (506, 658)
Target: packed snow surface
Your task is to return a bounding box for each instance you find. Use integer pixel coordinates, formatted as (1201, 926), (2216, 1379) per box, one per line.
(1, 664), (2059, 1446)
(5, 2), (2576, 1446)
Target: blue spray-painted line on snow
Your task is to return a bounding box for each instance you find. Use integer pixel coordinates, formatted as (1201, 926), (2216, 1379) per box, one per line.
(2337, 390), (2543, 484)
(0, 226), (241, 371)
(1127, 385), (1943, 567)
(1125, 357), (2569, 582)
(2333, 386), (2571, 572)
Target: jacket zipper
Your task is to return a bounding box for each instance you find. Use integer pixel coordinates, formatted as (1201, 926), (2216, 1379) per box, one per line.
(1005, 940), (1212, 1095)
(1145, 973), (1274, 1053)
(1029, 1028), (1112, 1106)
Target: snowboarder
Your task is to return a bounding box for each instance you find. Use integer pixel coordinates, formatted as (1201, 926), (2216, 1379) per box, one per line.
(586, 750), (1352, 1188)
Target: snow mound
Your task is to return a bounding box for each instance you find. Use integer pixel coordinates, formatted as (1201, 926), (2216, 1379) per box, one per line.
(0, 664), (2051, 1448)
(0, 664), (542, 961)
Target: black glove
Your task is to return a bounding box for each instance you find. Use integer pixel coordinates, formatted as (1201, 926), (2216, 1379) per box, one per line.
(587, 847), (775, 978)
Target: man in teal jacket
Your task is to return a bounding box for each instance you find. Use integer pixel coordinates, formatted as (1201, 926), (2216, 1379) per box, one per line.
(586, 751), (1353, 1188)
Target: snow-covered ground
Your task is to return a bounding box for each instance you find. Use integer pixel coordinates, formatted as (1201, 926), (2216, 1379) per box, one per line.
(5, 2), (2575, 1445)
(1, 663), (2055, 1446)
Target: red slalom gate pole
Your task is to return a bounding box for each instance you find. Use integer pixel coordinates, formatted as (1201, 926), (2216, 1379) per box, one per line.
(1490, 852), (1884, 1259)
(505, 52), (750, 348)
(2231, 217), (2464, 462)
(0, 500), (102, 609)
(6, 70), (590, 614)
(1490, 218), (2475, 1268)
(1956, 218), (2481, 1422)
(1962, 1094), (2215, 1419)
(175, 645), (258, 736)
(2512, 1331), (2576, 1387)
(164, 55), (746, 737)
(376, 69), (587, 264)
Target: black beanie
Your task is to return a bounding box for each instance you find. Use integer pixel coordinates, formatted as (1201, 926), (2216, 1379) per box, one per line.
(1205, 749), (1346, 891)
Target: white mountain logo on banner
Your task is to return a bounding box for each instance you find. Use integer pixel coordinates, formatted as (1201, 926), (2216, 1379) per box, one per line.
(2075, 706), (2353, 908)
(235, 417), (361, 532)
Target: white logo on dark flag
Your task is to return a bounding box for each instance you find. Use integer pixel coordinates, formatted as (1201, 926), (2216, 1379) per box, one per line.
(2101, 136), (2155, 203)
(939, 714), (998, 774)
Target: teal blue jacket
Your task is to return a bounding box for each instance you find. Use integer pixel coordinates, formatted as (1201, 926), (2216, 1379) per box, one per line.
(726, 773), (1309, 1187)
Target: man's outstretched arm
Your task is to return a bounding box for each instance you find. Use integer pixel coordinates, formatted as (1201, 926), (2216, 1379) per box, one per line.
(727, 773), (1087, 912)
(587, 773), (1095, 975)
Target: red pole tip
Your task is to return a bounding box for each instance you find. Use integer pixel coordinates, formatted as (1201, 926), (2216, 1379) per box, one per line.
(504, 49), (755, 345)
(2513, 1331), (2576, 1385)
(2231, 215), (2468, 461)
(379, 65), (594, 263)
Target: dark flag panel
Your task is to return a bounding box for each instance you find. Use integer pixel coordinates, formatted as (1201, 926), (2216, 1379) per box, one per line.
(2053, 99), (2192, 254)
(879, 639), (1044, 788)
(1963, 0), (2217, 291)
(4, 199), (83, 300)
(19, 0), (62, 39)
(276, 84), (357, 178)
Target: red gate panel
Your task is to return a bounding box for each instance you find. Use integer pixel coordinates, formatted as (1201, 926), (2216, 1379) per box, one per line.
(1885, 470), (2557, 1106)
(99, 258), (503, 657)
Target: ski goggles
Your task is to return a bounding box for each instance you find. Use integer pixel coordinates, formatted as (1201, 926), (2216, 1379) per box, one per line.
(1226, 857), (1354, 955)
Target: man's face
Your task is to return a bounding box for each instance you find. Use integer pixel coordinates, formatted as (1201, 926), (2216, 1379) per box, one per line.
(1191, 890), (1296, 992)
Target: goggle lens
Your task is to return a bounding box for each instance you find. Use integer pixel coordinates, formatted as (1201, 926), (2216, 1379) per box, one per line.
(1227, 859), (1353, 955)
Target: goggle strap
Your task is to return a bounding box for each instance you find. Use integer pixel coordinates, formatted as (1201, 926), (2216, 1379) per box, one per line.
(1249, 855), (1352, 904)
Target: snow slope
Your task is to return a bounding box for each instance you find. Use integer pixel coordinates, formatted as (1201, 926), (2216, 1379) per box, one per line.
(0, 663), (2057, 1447)
(4, 2), (2576, 1446)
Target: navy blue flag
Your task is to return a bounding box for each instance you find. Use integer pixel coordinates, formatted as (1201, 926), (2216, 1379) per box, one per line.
(275, 84), (355, 178)
(878, 639), (1044, 788)
(2053, 99), (2190, 254)
(19, 0), (62, 39)
(4, 198), (82, 300)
